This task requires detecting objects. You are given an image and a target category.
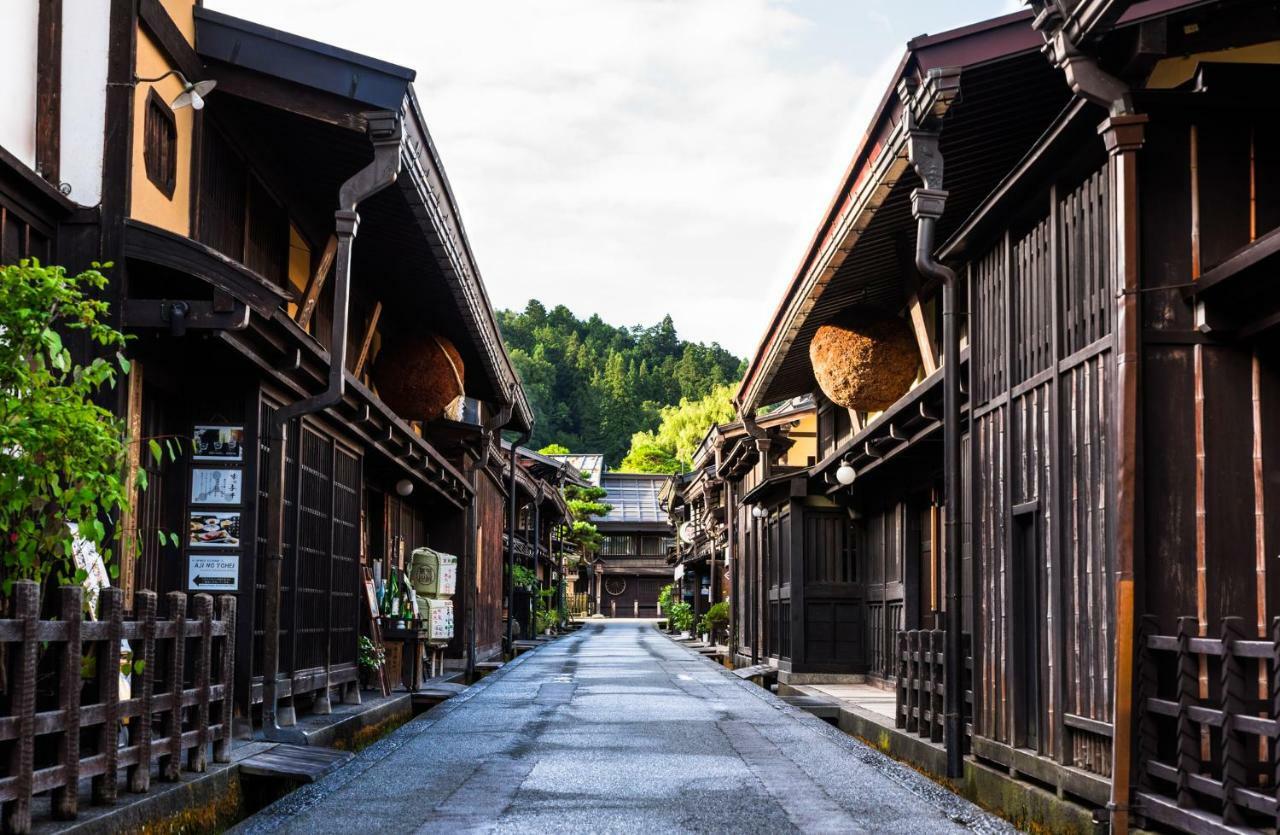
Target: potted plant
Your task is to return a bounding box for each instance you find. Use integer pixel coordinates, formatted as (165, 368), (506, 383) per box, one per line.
(358, 636), (385, 690)
(698, 601), (730, 646)
(669, 601), (694, 638)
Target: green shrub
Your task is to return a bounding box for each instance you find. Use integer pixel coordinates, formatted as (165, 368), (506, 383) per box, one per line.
(657, 583), (675, 613)
(668, 601), (694, 632)
(0, 259), (132, 593)
(698, 601), (729, 639)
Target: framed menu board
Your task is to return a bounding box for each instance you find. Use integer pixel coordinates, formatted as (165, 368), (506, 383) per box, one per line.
(193, 425), (245, 462)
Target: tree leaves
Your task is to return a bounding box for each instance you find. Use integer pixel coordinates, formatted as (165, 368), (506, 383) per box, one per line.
(499, 301), (744, 466)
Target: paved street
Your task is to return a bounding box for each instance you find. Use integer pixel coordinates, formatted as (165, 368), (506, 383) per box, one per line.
(237, 622), (1013, 834)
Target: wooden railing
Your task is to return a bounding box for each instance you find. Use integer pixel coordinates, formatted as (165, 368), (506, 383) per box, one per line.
(0, 581), (235, 834)
(567, 593), (589, 619)
(1135, 615), (1280, 834)
(895, 629), (971, 746)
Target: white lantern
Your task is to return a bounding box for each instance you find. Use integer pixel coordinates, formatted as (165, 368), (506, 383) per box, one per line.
(835, 463), (856, 485)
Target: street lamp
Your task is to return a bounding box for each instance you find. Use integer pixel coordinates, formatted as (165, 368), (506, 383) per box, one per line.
(135, 69), (217, 111)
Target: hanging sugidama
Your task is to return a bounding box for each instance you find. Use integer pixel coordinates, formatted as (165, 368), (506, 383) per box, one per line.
(809, 311), (917, 412)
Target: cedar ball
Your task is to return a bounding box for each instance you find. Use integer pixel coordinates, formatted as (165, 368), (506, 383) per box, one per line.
(809, 312), (919, 412)
(374, 332), (465, 422)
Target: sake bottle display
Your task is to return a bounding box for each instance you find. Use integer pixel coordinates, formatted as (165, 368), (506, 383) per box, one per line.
(401, 570), (414, 623)
(388, 569), (402, 618)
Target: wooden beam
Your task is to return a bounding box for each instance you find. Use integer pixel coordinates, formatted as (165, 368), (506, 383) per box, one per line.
(352, 301), (383, 380)
(908, 292), (938, 375)
(206, 60), (367, 133)
(296, 235), (338, 330)
(35, 0), (62, 184)
(138, 0), (202, 83)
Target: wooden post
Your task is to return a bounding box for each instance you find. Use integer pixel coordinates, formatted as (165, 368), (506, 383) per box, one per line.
(1271, 617), (1280, 833)
(1135, 615), (1159, 790)
(53, 586), (83, 819)
(931, 628), (945, 743)
(896, 631), (907, 729)
(215, 595), (237, 763)
(1220, 616), (1246, 825)
(4, 581), (39, 833)
(906, 630), (919, 733)
(1175, 616), (1199, 809)
(92, 588), (123, 805)
(161, 592), (187, 781)
(129, 591), (157, 792)
(189, 594), (213, 772)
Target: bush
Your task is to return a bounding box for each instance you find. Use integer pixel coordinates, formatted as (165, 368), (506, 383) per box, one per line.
(657, 583), (675, 613)
(698, 601), (729, 639)
(668, 601), (694, 632)
(0, 259), (132, 593)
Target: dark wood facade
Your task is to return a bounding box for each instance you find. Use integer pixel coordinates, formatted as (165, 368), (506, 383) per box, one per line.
(730, 2), (1280, 830)
(1, 0), (535, 751)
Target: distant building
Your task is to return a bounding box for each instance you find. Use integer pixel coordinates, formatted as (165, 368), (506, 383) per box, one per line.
(549, 454), (674, 618)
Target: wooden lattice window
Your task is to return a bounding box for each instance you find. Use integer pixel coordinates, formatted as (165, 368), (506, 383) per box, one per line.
(144, 89), (177, 198)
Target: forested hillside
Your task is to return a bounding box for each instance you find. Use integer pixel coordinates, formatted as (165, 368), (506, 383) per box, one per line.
(498, 301), (744, 466)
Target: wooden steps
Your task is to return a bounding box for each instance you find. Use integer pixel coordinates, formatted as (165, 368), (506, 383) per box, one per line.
(411, 681), (468, 710)
(731, 664), (777, 682)
(239, 743), (353, 783)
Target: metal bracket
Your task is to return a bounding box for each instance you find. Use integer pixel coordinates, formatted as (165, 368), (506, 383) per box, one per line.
(122, 299), (249, 332)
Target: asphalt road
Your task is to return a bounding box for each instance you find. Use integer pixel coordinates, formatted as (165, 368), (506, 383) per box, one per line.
(236, 621), (1015, 834)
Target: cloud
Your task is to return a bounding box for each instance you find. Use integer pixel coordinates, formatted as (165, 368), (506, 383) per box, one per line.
(205, 0), (1003, 357)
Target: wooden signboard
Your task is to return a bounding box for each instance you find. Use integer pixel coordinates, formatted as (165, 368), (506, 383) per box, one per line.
(362, 570), (390, 697)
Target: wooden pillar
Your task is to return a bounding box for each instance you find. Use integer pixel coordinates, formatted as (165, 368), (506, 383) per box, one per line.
(1100, 112), (1149, 834)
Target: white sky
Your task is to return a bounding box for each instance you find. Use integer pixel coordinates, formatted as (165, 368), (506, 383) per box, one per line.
(207, 0), (1015, 358)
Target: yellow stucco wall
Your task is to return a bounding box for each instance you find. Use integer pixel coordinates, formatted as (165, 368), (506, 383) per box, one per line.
(781, 412), (817, 467)
(1147, 40), (1280, 89)
(128, 0), (197, 235)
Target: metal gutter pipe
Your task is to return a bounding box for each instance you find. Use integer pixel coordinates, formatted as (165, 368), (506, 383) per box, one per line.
(913, 198), (964, 780)
(261, 112), (402, 738)
(905, 83), (964, 778)
(505, 429), (531, 654)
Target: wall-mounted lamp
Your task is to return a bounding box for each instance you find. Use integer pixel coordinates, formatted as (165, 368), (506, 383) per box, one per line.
(395, 478), (414, 497)
(835, 461), (856, 486)
(136, 69), (217, 111)
(751, 506), (766, 519)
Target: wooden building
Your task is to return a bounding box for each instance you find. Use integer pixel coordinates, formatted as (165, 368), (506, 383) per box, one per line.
(732, 1), (1280, 831)
(663, 400), (819, 658)
(591, 472), (673, 618)
(503, 443), (575, 639)
(1, 0), (535, 737)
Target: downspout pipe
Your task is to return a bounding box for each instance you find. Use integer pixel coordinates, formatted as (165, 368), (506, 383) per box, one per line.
(906, 106), (964, 779)
(261, 112), (403, 739)
(505, 429), (531, 654)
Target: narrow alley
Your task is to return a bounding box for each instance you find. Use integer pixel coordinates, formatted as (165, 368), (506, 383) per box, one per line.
(234, 623), (1011, 834)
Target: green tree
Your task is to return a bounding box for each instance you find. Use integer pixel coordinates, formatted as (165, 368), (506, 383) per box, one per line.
(0, 260), (131, 593)
(618, 383), (738, 474)
(497, 302), (744, 466)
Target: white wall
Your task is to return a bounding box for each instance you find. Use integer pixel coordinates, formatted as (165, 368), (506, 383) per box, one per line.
(0, 0), (40, 169)
(60, 0), (110, 205)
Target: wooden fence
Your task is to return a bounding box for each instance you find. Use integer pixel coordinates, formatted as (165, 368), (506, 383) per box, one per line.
(895, 629), (971, 747)
(1135, 614), (1280, 834)
(0, 580), (235, 834)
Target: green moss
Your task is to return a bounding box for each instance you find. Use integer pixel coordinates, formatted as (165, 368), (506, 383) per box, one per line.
(138, 775), (243, 835)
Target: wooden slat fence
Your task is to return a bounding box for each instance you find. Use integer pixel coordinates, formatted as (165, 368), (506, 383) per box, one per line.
(895, 629), (973, 746)
(0, 581), (235, 834)
(1136, 614), (1280, 834)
